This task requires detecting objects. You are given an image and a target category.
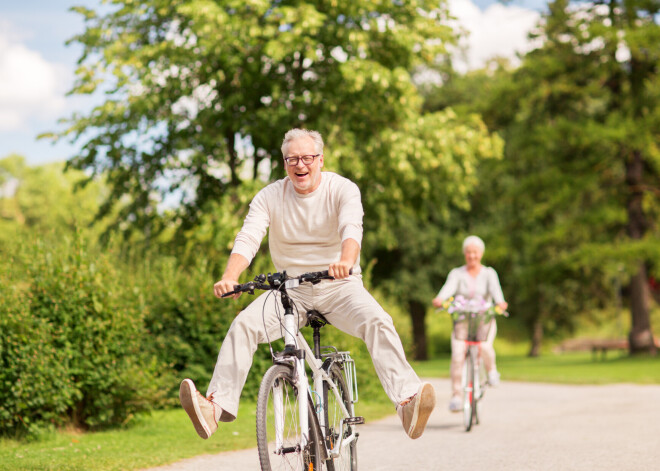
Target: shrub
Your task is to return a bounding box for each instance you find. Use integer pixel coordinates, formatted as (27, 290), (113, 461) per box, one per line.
(0, 235), (170, 436)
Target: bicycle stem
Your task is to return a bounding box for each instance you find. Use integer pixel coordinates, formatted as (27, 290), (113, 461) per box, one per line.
(279, 290), (298, 355)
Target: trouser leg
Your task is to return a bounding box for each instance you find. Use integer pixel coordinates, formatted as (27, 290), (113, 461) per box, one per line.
(450, 332), (467, 397)
(206, 289), (310, 421)
(313, 277), (421, 406)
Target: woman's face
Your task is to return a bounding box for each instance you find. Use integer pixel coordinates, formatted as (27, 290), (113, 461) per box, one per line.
(464, 244), (483, 268)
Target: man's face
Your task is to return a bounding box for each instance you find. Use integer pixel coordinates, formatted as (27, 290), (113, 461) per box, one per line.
(284, 136), (324, 194)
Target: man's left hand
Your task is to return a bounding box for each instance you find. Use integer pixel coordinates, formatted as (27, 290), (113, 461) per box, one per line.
(328, 261), (352, 279)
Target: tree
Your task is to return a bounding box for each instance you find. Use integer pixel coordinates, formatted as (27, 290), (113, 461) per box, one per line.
(0, 155), (107, 243)
(350, 110), (503, 360)
(431, 0), (660, 355)
(46, 0), (454, 240)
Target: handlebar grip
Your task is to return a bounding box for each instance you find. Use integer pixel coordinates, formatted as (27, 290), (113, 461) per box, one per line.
(220, 284), (242, 298)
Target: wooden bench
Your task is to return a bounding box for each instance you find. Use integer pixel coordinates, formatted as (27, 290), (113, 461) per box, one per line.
(554, 338), (629, 360)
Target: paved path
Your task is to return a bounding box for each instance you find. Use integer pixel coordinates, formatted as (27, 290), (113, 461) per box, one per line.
(146, 378), (660, 470)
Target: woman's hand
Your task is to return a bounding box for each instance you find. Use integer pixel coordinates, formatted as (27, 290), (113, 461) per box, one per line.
(432, 297), (444, 308)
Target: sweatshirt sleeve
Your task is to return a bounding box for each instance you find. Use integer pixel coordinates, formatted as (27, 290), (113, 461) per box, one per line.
(488, 267), (506, 304)
(437, 268), (460, 300)
(337, 179), (363, 247)
(230, 187), (271, 265)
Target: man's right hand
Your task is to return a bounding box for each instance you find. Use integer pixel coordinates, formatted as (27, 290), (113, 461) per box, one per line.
(214, 279), (241, 299)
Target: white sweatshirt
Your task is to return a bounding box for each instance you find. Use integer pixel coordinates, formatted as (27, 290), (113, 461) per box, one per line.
(231, 172), (363, 276)
(437, 265), (506, 304)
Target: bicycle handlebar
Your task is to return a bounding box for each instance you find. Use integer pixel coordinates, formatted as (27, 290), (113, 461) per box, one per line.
(221, 269), (349, 298)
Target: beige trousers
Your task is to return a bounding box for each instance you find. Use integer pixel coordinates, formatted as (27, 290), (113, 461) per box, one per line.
(450, 320), (497, 397)
(207, 275), (421, 420)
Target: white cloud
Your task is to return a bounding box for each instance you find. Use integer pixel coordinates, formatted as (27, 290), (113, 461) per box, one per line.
(448, 0), (542, 72)
(0, 22), (68, 132)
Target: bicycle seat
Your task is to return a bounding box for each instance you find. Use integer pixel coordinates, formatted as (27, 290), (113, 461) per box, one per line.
(306, 309), (331, 328)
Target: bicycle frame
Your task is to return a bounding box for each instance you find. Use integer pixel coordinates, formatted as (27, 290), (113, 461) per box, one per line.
(271, 331), (359, 459)
(275, 280), (358, 460)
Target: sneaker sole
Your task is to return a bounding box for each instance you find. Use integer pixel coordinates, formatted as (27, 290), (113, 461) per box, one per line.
(179, 379), (212, 439)
(408, 382), (436, 439)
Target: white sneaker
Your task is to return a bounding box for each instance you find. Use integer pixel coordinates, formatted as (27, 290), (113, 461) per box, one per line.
(488, 370), (501, 387)
(179, 379), (222, 439)
(448, 395), (462, 413)
(397, 382), (436, 439)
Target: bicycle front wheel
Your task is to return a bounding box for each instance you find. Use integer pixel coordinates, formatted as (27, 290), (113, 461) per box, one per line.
(257, 364), (323, 471)
(324, 364), (357, 471)
(462, 353), (475, 432)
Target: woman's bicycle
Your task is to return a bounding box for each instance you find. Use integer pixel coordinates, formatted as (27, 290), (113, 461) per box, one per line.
(441, 296), (507, 432)
(223, 270), (363, 471)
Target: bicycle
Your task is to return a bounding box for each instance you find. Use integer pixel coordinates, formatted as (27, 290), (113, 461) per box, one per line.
(454, 310), (492, 432)
(223, 270), (363, 471)
(441, 296), (506, 432)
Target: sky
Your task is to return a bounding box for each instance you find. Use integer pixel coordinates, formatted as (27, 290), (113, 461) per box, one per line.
(0, 0), (548, 166)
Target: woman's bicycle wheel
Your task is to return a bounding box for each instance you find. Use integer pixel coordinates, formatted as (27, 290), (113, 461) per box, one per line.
(462, 352), (476, 432)
(257, 364), (323, 471)
(323, 364), (357, 471)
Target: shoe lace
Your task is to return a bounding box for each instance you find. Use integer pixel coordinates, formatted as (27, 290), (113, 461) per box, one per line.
(399, 393), (416, 409)
(206, 392), (222, 421)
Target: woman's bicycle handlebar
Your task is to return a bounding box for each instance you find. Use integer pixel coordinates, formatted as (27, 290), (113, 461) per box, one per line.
(221, 269), (348, 297)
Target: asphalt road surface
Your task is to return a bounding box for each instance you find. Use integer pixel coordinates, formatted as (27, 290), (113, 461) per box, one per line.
(145, 378), (660, 470)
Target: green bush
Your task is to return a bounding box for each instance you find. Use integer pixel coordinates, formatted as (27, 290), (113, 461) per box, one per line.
(0, 235), (169, 436)
(0, 280), (74, 437)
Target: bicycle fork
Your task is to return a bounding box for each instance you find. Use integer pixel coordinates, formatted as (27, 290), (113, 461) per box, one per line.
(279, 296), (310, 452)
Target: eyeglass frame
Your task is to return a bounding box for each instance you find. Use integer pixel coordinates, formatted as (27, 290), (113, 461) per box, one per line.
(283, 154), (321, 166)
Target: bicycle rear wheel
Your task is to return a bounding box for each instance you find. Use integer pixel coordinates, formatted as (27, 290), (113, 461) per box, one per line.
(324, 364), (357, 471)
(462, 353), (475, 432)
(257, 364), (323, 471)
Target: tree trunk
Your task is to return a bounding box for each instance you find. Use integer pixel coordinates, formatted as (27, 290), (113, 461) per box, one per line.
(408, 300), (428, 361)
(628, 263), (657, 354)
(625, 150), (656, 355)
(528, 317), (543, 357)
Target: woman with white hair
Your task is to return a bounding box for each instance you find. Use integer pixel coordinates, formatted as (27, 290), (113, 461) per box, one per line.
(432, 235), (508, 412)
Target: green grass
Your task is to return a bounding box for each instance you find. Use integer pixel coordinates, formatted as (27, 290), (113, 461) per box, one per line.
(412, 351), (660, 385)
(0, 399), (394, 471)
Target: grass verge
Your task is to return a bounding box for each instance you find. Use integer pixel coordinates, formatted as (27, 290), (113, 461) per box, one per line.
(0, 399), (394, 471)
(412, 351), (660, 385)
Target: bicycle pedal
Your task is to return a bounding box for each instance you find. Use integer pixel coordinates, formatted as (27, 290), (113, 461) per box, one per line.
(344, 416), (365, 425)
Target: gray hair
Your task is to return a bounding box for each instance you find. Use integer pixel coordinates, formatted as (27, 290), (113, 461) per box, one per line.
(281, 128), (324, 157)
(462, 235), (485, 253)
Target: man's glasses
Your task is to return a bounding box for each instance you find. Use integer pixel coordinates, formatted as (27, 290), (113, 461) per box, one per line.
(284, 154), (320, 166)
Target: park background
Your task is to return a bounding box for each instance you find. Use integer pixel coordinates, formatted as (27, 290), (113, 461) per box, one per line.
(1, 0), (659, 469)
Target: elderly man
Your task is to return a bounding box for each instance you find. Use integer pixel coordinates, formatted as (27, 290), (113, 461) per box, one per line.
(179, 128), (435, 441)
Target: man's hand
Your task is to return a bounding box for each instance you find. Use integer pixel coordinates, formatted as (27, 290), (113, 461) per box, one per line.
(328, 260), (353, 280)
(214, 279), (241, 299)
(432, 297), (444, 308)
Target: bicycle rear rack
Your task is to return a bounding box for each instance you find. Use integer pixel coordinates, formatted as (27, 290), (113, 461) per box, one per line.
(321, 347), (359, 404)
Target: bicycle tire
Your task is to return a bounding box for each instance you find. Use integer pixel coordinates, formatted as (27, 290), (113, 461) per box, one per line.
(257, 364), (323, 471)
(324, 364), (358, 471)
(462, 352), (475, 432)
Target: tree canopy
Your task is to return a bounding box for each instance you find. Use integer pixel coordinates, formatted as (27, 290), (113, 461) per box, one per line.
(47, 0), (455, 237)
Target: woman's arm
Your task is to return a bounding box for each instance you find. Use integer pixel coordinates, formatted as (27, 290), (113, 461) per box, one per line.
(432, 268), (459, 307)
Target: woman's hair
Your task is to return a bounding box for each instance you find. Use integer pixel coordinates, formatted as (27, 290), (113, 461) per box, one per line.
(462, 235), (485, 254)
(281, 128), (324, 156)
